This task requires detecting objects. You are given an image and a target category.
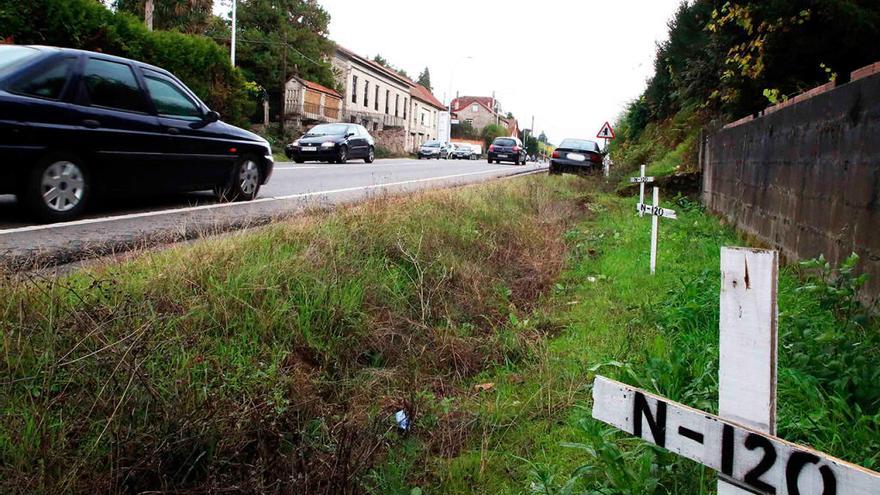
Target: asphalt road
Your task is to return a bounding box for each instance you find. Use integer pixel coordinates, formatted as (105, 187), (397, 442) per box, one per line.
(0, 158), (547, 270)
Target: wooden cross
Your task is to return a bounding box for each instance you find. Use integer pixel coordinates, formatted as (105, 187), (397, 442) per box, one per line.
(636, 187), (677, 274)
(591, 247), (880, 494)
(629, 165), (655, 217)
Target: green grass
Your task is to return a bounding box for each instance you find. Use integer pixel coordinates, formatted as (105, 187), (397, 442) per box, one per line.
(405, 189), (880, 494)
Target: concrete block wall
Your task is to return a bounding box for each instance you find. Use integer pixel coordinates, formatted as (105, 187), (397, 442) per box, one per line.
(703, 63), (880, 301)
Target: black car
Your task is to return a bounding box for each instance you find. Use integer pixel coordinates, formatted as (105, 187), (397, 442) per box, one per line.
(0, 45), (274, 223)
(487, 137), (527, 165)
(417, 140), (450, 159)
(549, 138), (603, 174)
(450, 144), (476, 160)
(285, 123), (375, 164)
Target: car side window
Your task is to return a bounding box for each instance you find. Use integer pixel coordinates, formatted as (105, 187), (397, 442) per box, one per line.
(143, 73), (202, 120)
(81, 58), (148, 113)
(8, 57), (76, 100)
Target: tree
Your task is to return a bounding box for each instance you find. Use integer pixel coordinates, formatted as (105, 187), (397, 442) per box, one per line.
(234, 0), (336, 103)
(114, 0), (214, 34)
(538, 131), (548, 143)
(451, 120), (479, 140)
(481, 123), (509, 149)
(417, 67), (432, 90)
(373, 54), (410, 79)
(525, 135), (539, 156)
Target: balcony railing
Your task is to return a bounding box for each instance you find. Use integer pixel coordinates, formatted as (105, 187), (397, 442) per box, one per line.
(341, 108), (407, 129)
(284, 100), (341, 122)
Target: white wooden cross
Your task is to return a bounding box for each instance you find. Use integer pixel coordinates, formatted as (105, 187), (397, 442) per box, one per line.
(592, 247), (880, 494)
(629, 165), (655, 217)
(636, 187), (677, 274)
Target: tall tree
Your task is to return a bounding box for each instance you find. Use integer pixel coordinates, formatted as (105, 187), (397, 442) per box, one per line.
(538, 131), (548, 143)
(114, 0), (214, 34)
(417, 67), (432, 90)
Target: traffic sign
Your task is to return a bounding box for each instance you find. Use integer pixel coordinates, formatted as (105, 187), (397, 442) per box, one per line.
(597, 122), (615, 140)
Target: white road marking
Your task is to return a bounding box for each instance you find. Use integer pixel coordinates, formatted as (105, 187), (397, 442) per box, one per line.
(0, 167), (542, 235)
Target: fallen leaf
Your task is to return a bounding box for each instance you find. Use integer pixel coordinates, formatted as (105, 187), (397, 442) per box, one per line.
(474, 382), (495, 392)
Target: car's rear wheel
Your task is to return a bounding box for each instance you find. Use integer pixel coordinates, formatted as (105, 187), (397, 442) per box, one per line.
(294, 158), (305, 164)
(216, 155), (261, 202)
(365, 146), (375, 163)
(22, 153), (90, 223)
(549, 164), (562, 175)
(337, 146), (348, 164)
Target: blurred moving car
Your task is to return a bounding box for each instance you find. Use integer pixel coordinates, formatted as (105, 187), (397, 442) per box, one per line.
(549, 138), (603, 174)
(417, 140), (450, 159)
(487, 137), (527, 165)
(0, 45), (274, 223)
(285, 123), (375, 164)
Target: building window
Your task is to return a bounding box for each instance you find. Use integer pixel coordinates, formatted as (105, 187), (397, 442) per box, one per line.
(395, 94), (400, 117)
(375, 86), (379, 111)
(420, 112), (425, 125)
(385, 90), (390, 114)
(364, 80), (369, 108)
(403, 98), (407, 119)
(351, 75), (358, 104)
(465, 118), (474, 126)
(472, 104), (478, 113)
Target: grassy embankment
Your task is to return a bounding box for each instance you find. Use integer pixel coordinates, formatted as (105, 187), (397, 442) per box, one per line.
(414, 186), (880, 494)
(0, 175), (588, 493)
(2, 174), (877, 494)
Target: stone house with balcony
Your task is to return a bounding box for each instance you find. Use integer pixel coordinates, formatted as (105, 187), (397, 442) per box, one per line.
(408, 84), (445, 152)
(283, 76), (342, 129)
(332, 45), (411, 133)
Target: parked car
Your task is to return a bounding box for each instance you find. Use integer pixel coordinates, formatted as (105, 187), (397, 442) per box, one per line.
(417, 140), (450, 159)
(487, 136), (527, 165)
(0, 45), (274, 223)
(285, 123), (375, 164)
(450, 144), (472, 160)
(549, 138), (603, 174)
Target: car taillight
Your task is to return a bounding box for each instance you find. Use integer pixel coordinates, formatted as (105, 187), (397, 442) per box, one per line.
(512, 146), (520, 152)
(489, 145), (495, 152)
(552, 150), (560, 158)
(590, 153), (602, 163)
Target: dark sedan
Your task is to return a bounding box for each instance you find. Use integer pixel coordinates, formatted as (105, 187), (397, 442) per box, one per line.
(549, 138), (604, 174)
(487, 137), (527, 165)
(285, 123), (375, 164)
(0, 45), (274, 223)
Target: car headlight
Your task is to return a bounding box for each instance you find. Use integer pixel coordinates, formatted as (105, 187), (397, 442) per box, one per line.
(292, 140), (300, 147)
(321, 141), (336, 148)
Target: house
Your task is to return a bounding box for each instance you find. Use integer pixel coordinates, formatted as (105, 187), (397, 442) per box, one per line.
(332, 45), (411, 132)
(408, 84), (446, 151)
(283, 76), (342, 127)
(450, 96), (501, 132)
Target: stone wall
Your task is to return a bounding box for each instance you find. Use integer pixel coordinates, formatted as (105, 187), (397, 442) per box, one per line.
(702, 65), (880, 301)
(373, 127), (408, 155)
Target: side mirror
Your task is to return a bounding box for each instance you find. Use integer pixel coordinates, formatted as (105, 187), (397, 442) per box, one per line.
(203, 110), (220, 123)
(345, 132), (355, 138)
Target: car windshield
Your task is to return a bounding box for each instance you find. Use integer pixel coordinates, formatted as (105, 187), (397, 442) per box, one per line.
(422, 141), (440, 148)
(559, 139), (599, 151)
(494, 138), (516, 147)
(305, 123), (348, 137)
(0, 46), (41, 74)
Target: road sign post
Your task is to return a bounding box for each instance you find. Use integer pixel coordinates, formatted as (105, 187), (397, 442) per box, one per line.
(636, 187), (677, 274)
(592, 247), (880, 494)
(597, 122), (615, 177)
(629, 165), (654, 217)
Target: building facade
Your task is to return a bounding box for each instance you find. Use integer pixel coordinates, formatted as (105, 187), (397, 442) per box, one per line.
(283, 76), (342, 129)
(332, 46), (411, 132)
(408, 84), (445, 151)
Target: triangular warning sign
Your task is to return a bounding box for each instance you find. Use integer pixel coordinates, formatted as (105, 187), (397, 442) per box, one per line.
(597, 122), (615, 140)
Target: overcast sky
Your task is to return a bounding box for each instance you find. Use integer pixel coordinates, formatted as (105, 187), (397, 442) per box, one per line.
(218, 0), (682, 144)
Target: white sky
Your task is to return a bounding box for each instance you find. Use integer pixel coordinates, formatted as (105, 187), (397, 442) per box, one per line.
(217, 0), (681, 144)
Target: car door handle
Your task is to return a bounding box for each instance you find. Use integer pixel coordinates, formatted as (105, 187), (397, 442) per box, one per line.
(82, 119), (101, 129)
(165, 127), (180, 135)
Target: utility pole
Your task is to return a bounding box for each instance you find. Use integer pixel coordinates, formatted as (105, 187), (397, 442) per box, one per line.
(279, 30), (288, 137)
(145, 0), (154, 31)
(230, 0), (237, 66)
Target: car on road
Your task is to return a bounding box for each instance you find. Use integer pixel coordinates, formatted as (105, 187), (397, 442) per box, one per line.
(285, 123), (375, 164)
(0, 45), (274, 223)
(487, 136), (527, 165)
(417, 140), (450, 159)
(549, 138), (603, 174)
(450, 143), (477, 160)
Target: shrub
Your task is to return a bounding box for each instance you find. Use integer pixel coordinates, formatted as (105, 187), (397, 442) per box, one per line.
(0, 0), (254, 125)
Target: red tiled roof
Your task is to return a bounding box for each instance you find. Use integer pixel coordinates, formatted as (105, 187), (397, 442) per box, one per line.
(411, 84), (446, 110)
(451, 96), (496, 114)
(335, 45), (414, 87)
(300, 78), (341, 99)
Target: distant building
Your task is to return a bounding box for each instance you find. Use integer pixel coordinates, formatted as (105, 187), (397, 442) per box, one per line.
(332, 45), (411, 132)
(409, 84), (446, 151)
(450, 96), (500, 133)
(283, 76), (342, 128)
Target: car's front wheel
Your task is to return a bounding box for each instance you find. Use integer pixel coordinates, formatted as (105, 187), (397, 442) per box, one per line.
(337, 146), (348, 164)
(364, 146), (375, 164)
(216, 155), (261, 202)
(22, 153), (91, 223)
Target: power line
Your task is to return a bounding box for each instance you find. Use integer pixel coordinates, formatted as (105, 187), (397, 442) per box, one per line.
(206, 36), (328, 68)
